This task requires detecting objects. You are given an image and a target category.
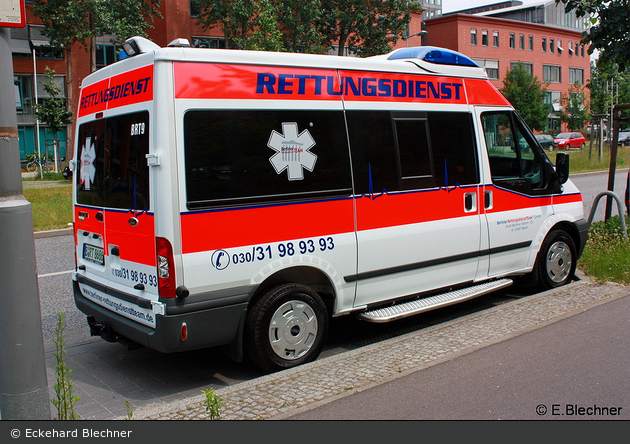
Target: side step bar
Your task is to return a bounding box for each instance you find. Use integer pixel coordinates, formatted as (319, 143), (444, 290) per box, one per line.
(357, 278), (513, 323)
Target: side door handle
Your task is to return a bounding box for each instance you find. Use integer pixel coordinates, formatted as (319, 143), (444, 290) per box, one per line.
(464, 192), (477, 213)
(484, 190), (493, 210)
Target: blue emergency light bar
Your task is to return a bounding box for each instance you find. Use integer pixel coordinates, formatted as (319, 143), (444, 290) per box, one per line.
(388, 47), (479, 67)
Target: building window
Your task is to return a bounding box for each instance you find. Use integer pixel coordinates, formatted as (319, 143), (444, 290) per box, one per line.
(190, 0), (201, 18)
(550, 38), (555, 53)
(543, 65), (562, 83)
(471, 28), (477, 46)
(519, 34), (524, 50)
(473, 59), (499, 79)
(529, 35), (534, 51)
(545, 90), (562, 112)
(14, 76), (33, 114)
(557, 39), (563, 54)
(11, 25), (63, 60)
(581, 46), (585, 57)
(493, 31), (499, 47)
(192, 36), (226, 49)
(509, 33), (515, 49)
(96, 45), (119, 70)
(569, 68), (584, 85)
(542, 37), (547, 52)
(482, 29), (488, 46)
(510, 62), (533, 75)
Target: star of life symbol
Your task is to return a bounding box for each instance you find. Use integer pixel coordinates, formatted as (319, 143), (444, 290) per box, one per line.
(268, 122), (317, 181)
(80, 137), (96, 190)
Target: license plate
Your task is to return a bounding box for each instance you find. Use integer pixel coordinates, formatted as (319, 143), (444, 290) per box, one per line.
(83, 244), (104, 265)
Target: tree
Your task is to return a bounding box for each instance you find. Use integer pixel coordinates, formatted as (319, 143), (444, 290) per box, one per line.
(198, 0), (283, 50)
(319, 0), (422, 57)
(276, 0), (328, 53)
(33, 1), (162, 73)
(33, 67), (73, 139)
(500, 62), (550, 131)
(555, 0), (630, 71)
(558, 82), (589, 131)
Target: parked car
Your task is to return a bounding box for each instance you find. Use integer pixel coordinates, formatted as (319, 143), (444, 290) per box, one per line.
(535, 134), (556, 151)
(618, 131), (630, 146)
(554, 132), (586, 149)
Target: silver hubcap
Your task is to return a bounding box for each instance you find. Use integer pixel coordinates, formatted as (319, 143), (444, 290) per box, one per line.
(546, 241), (572, 283)
(269, 300), (318, 361)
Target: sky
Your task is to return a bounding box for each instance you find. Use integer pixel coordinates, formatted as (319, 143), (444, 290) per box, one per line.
(442, 0), (545, 14)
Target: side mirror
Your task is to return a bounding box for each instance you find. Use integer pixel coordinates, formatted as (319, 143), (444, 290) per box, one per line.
(556, 152), (569, 184)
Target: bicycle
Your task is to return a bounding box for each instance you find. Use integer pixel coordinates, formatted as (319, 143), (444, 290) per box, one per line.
(26, 156), (55, 174)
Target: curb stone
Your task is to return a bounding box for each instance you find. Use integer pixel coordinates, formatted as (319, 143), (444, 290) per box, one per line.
(131, 275), (629, 420)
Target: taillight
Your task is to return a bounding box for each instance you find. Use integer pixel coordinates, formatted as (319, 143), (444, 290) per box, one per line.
(156, 237), (176, 298)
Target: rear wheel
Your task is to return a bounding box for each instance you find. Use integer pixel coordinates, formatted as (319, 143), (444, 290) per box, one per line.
(536, 229), (577, 289)
(244, 283), (328, 372)
(43, 161), (55, 173)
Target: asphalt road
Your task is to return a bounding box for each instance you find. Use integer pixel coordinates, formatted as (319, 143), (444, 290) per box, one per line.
(571, 169), (628, 223)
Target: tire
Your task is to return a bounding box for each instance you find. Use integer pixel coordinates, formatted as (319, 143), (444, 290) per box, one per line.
(244, 283), (328, 372)
(43, 162), (55, 173)
(536, 229), (577, 290)
(26, 161), (38, 173)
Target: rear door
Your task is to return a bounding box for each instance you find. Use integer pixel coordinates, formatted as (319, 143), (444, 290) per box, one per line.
(75, 110), (158, 327)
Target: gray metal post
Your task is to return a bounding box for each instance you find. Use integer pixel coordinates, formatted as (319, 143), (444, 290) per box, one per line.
(0, 28), (51, 420)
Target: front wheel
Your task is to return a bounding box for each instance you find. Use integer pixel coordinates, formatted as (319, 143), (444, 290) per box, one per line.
(536, 230), (577, 289)
(26, 161), (38, 173)
(244, 283), (329, 372)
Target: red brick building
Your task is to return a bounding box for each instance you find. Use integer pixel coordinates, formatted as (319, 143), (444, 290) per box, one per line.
(425, 13), (591, 132)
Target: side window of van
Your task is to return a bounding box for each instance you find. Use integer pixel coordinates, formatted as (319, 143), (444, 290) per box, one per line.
(184, 110), (352, 209)
(481, 111), (545, 193)
(348, 111), (478, 194)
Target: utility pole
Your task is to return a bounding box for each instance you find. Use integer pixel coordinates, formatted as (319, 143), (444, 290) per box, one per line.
(0, 27), (51, 420)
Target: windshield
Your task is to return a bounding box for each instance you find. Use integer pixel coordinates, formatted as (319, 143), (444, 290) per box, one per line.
(76, 111), (150, 210)
(555, 133), (571, 139)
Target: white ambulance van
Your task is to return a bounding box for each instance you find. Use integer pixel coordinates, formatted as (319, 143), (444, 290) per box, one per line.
(72, 37), (588, 371)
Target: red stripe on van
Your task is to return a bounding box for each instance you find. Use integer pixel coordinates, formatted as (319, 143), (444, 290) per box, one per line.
(74, 207), (156, 266)
(464, 78), (512, 107)
(78, 65), (154, 118)
(180, 199), (355, 254)
(552, 193), (583, 205)
(486, 187), (553, 213)
(355, 188), (475, 231)
(105, 211), (156, 266)
(175, 62), (495, 106)
(174, 63), (339, 101)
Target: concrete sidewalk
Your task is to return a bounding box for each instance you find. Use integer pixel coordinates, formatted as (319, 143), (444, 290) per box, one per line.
(132, 274), (628, 420)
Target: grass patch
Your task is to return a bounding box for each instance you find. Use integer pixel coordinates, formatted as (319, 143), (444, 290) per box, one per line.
(578, 215), (630, 285)
(564, 144), (630, 174)
(23, 185), (73, 232)
(23, 171), (67, 181)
